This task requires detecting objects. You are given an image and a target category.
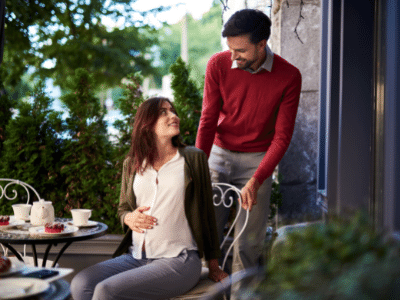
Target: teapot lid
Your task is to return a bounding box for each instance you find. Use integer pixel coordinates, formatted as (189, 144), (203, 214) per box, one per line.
(33, 199), (52, 205)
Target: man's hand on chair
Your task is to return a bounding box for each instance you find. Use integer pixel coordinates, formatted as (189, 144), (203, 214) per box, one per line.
(240, 177), (260, 211)
(208, 259), (229, 282)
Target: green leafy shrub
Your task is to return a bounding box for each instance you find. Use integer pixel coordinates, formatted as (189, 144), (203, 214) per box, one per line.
(112, 72), (145, 159)
(169, 57), (202, 145)
(0, 81), (65, 215)
(269, 173), (283, 220)
(254, 211), (400, 300)
(0, 82), (15, 155)
(58, 68), (121, 232)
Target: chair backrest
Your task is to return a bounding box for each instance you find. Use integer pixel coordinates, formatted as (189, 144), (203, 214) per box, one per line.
(211, 182), (249, 271)
(0, 178), (42, 204)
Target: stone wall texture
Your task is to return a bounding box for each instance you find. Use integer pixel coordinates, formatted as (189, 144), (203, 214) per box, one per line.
(270, 0), (322, 221)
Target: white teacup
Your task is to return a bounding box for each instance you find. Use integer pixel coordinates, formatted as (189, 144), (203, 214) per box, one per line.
(12, 204), (32, 220)
(71, 209), (92, 226)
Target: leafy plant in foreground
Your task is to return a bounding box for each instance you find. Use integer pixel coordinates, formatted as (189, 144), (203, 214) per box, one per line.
(255, 211), (400, 300)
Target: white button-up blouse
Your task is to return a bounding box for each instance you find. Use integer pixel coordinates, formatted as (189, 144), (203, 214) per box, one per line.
(130, 151), (198, 259)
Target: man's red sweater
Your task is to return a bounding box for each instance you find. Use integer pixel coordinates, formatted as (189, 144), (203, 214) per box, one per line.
(195, 50), (302, 185)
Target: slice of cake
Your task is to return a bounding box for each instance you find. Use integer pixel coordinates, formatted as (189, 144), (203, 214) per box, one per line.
(0, 216), (10, 226)
(44, 222), (65, 233)
(0, 256), (11, 274)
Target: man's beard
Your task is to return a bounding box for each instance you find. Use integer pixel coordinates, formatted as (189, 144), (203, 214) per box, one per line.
(236, 58), (256, 70)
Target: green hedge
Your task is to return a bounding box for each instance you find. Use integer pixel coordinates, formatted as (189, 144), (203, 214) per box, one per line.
(0, 70), (124, 233)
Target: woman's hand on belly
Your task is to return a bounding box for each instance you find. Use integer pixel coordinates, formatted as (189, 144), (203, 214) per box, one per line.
(124, 206), (157, 233)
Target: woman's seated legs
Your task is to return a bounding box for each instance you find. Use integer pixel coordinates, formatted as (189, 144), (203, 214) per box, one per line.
(93, 250), (201, 300)
(72, 250), (202, 300)
(71, 253), (143, 300)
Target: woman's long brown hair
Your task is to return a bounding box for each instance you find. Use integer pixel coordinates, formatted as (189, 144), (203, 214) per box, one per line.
(126, 97), (185, 175)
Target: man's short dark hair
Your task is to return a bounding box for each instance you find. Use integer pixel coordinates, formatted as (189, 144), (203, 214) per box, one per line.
(222, 9), (271, 44)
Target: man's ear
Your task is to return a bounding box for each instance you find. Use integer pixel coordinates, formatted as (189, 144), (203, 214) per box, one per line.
(258, 39), (267, 49)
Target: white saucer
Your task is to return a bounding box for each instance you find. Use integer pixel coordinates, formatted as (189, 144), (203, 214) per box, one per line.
(0, 278), (50, 299)
(29, 225), (79, 236)
(68, 220), (98, 227)
(12, 215), (30, 222)
(0, 219), (25, 230)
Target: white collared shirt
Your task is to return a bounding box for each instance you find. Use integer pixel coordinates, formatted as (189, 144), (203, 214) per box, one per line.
(130, 151), (197, 259)
(231, 45), (274, 74)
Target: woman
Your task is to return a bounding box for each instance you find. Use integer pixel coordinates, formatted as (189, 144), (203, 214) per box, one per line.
(71, 97), (228, 300)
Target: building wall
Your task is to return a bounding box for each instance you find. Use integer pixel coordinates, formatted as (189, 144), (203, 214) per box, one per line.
(271, 0), (322, 221)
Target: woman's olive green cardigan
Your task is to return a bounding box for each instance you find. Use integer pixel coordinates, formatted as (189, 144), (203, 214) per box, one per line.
(113, 146), (222, 261)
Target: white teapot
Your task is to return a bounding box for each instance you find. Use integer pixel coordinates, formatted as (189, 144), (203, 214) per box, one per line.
(30, 199), (55, 226)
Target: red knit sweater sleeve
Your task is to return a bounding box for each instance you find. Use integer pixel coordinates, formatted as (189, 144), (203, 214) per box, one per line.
(253, 68), (302, 184)
(195, 53), (222, 157)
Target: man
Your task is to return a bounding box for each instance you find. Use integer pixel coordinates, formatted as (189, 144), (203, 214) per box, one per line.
(195, 8), (302, 295)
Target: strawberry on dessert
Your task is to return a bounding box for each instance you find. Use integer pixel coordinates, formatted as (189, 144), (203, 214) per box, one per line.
(0, 256), (11, 274)
(0, 216), (10, 226)
(44, 222), (65, 233)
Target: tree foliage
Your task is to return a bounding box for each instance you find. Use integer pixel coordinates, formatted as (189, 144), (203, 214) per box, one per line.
(1, 0), (165, 92)
(0, 80), (14, 153)
(156, 0), (222, 86)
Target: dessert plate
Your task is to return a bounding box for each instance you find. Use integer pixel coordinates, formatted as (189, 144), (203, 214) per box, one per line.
(0, 260), (25, 278)
(0, 278), (50, 299)
(0, 219), (25, 230)
(29, 225), (79, 236)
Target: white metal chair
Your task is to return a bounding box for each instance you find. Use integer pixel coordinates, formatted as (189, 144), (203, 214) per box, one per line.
(171, 183), (249, 299)
(0, 178), (58, 267)
(0, 178), (42, 205)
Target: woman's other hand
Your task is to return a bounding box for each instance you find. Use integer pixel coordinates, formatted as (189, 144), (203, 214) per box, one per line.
(207, 259), (229, 282)
(124, 206), (157, 233)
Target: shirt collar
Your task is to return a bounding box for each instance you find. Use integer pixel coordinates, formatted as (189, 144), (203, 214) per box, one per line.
(231, 45), (274, 74)
(143, 149), (180, 171)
